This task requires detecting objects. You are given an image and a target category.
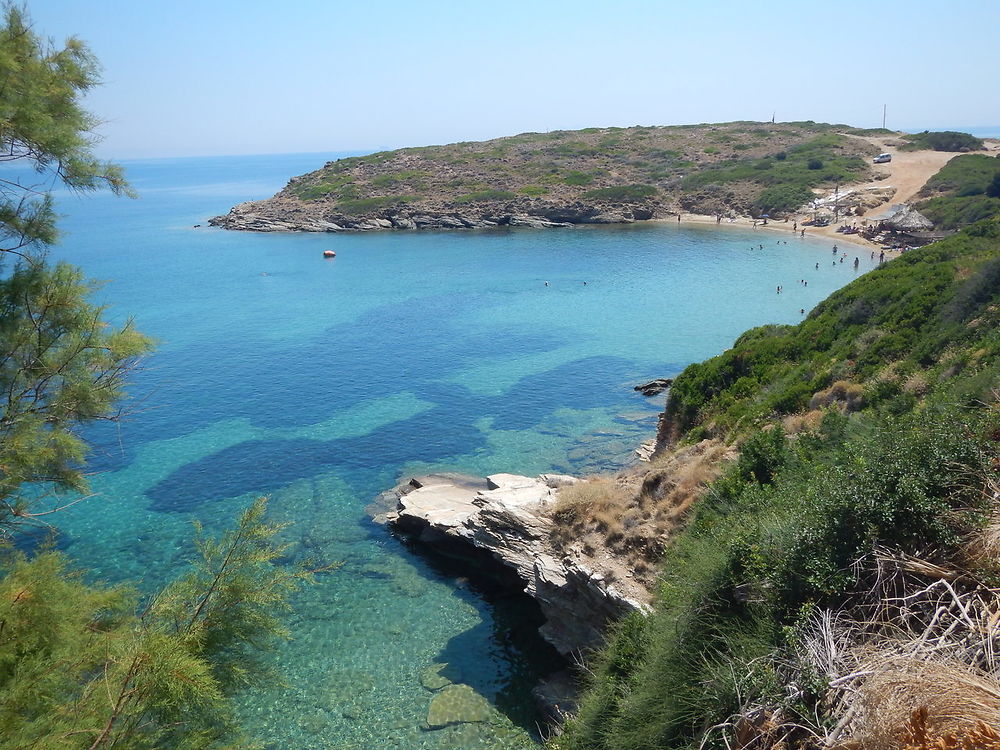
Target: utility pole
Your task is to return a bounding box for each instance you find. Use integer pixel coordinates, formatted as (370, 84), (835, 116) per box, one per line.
(882, 104), (887, 129)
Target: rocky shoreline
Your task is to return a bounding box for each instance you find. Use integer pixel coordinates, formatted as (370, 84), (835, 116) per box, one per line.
(372, 471), (654, 727)
(208, 197), (656, 233)
(375, 472), (651, 658)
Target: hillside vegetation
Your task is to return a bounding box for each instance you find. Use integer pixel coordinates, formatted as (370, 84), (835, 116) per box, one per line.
(290, 122), (871, 213)
(552, 215), (1000, 750)
(211, 122), (885, 230)
(901, 130), (986, 152)
(914, 153), (1000, 229)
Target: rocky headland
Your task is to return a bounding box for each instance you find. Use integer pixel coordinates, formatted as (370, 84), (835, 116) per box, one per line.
(377, 472), (652, 658)
(210, 121), (886, 233)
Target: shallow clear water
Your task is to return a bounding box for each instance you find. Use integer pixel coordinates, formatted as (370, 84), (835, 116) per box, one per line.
(40, 153), (876, 748)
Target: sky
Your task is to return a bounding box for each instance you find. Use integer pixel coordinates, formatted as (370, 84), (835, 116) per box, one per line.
(25, 0), (1000, 159)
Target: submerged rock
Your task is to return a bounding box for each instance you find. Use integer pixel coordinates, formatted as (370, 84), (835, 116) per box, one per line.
(425, 684), (492, 729)
(420, 662), (457, 691)
(634, 377), (673, 396)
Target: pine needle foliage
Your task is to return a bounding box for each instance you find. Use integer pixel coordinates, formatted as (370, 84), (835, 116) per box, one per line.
(0, 3), (131, 259)
(0, 4), (153, 533)
(0, 262), (152, 529)
(0, 498), (314, 750)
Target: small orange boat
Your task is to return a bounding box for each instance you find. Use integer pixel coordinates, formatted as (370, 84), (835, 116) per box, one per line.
(323, 250), (336, 258)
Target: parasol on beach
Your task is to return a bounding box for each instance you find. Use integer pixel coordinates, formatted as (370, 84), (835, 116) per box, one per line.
(883, 206), (934, 232)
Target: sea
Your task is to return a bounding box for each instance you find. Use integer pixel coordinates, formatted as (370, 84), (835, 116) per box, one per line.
(36, 152), (878, 749)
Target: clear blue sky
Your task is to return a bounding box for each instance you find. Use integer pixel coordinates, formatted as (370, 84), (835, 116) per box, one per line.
(27, 0), (1000, 158)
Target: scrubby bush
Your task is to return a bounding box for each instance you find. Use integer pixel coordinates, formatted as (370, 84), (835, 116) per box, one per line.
(751, 184), (813, 216)
(559, 406), (1000, 750)
(563, 171), (594, 186)
(987, 172), (1000, 198)
(583, 184), (658, 202)
(903, 130), (984, 152)
(454, 189), (516, 204)
(335, 195), (415, 214)
(662, 218), (1000, 435)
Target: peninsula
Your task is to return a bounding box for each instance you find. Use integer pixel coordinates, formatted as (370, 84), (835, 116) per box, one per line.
(211, 121), (899, 232)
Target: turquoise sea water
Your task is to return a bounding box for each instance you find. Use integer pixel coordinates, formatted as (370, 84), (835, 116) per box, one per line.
(41, 153), (877, 749)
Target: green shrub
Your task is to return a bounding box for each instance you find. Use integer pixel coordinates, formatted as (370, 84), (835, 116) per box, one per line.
(518, 185), (549, 196)
(454, 189), (516, 204)
(918, 154), (1000, 196)
(987, 172), (1000, 198)
(661, 219), (1000, 436)
(902, 130), (984, 152)
(680, 135), (867, 198)
(583, 184), (658, 202)
(917, 194), (1000, 230)
(335, 195), (415, 214)
(563, 171), (594, 186)
(751, 184), (813, 215)
(558, 404), (1000, 750)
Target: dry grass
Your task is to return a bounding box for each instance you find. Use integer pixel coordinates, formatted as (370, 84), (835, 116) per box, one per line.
(810, 380), (865, 412)
(900, 707), (1000, 750)
(846, 659), (1000, 750)
(904, 372), (931, 397)
(548, 439), (734, 584)
(795, 547), (1000, 750)
(960, 471), (1000, 576)
(782, 408), (826, 435)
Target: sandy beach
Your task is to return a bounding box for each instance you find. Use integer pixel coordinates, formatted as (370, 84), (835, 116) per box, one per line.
(672, 133), (1000, 249)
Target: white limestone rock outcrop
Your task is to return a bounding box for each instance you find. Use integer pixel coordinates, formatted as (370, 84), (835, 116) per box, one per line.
(385, 473), (650, 656)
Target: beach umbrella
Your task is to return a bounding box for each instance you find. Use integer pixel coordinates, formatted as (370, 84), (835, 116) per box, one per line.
(884, 206), (933, 232)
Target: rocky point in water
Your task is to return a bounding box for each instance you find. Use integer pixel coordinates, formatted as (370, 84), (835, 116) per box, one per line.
(381, 473), (651, 657)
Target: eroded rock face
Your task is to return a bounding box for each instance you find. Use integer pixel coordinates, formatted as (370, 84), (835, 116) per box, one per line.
(385, 473), (650, 656)
(207, 197), (655, 233)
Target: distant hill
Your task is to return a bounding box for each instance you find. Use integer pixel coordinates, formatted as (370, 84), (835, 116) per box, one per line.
(210, 121), (886, 232)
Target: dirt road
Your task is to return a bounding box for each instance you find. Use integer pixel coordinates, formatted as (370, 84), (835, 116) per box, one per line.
(844, 134), (991, 218)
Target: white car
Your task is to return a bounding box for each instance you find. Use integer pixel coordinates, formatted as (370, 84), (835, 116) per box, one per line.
(873, 153), (892, 163)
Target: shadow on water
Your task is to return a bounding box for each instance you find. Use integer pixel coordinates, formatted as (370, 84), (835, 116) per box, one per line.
(390, 531), (567, 738)
(142, 352), (660, 513)
(82, 293), (567, 473)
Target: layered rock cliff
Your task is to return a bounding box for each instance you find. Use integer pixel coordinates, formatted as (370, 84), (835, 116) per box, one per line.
(381, 473), (651, 657)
